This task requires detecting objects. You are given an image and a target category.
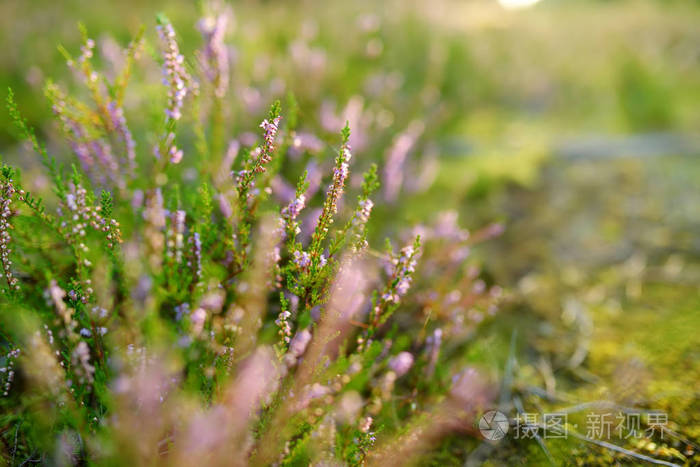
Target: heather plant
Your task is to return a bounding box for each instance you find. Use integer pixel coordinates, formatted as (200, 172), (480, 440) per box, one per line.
(0, 13), (504, 466)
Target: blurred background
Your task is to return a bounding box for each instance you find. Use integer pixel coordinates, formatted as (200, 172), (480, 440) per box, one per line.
(1, 0), (699, 463)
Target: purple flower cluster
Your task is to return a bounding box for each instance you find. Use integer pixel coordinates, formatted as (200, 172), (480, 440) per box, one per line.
(197, 10), (230, 98)
(280, 194), (306, 238)
(0, 178), (18, 292)
(107, 100), (136, 171)
(381, 244), (418, 303)
(55, 184), (119, 302)
(166, 210), (186, 264)
(275, 309), (292, 344)
(388, 351), (414, 377)
(282, 194), (306, 221)
(72, 341), (95, 385)
(331, 147), (352, 205)
(188, 232), (202, 281)
(157, 22), (191, 122)
(383, 121), (424, 203)
(350, 197), (374, 251)
(62, 184), (122, 249)
(312, 144), (351, 249)
(293, 250), (311, 270)
(256, 116), (282, 173)
(154, 131), (184, 164)
(425, 328), (443, 377)
(174, 302), (191, 322)
(78, 39), (95, 64)
(144, 189), (166, 272)
(46, 83), (126, 189)
(46, 280), (76, 336)
(281, 328), (311, 369)
(289, 132), (324, 159)
(353, 198), (373, 227)
(1, 348), (19, 396)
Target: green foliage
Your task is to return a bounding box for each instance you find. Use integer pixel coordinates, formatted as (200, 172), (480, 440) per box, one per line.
(7, 88), (66, 197)
(1, 1), (695, 465)
(0, 17), (509, 466)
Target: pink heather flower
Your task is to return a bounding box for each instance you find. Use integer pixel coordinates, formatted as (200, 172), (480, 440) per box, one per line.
(281, 194), (306, 221)
(157, 22), (191, 122)
(380, 292), (396, 303)
(72, 341), (95, 384)
(154, 131), (184, 165)
(200, 291), (224, 312)
(353, 198), (373, 226)
(484, 222), (505, 238)
(217, 194), (232, 218)
(1, 348), (20, 396)
(49, 88), (93, 169)
(316, 143), (351, 240)
(298, 383), (330, 409)
(88, 139), (121, 187)
(289, 40), (327, 76)
(396, 278), (411, 296)
(350, 197), (374, 252)
(270, 175), (296, 204)
(288, 329), (312, 358)
(279, 193), (306, 239)
(319, 97), (368, 150)
(238, 131), (258, 147)
(188, 232), (202, 281)
(131, 189), (144, 210)
(46, 84), (127, 189)
(107, 100), (136, 171)
(0, 178), (19, 291)
(398, 245), (418, 274)
(434, 211), (469, 242)
(289, 132), (324, 159)
(383, 121), (424, 203)
(425, 328), (442, 377)
(216, 140), (240, 185)
(78, 38), (95, 64)
(190, 307), (207, 335)
(174, 303), (191, 321)
(47, 279), (72, 326)
(169, 146), (184, 164)
(197, 8), (231, 98)
(167, 210), (186, 264)
(275, 309), (292, 344)
(359, 416), (373, 433)
(388, 351), (414, 377)
(255, 116), (282, 172)
(333, 162), (349, 187)
(293, 250), (311, 270)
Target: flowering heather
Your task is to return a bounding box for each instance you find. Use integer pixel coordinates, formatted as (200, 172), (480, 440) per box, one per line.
(257, 115), (282, 172)
(383, 120), (424, 203)
(0, 16), (506, 467)
(309, 123), (352, 259)
(0, 174), (18, 293)
(282, 193), (306, 221)
(197, 7), (231, 98)
(106, 100), (136, 171)
(0, 347), (19, 396)
(156, 21), (191, 122)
